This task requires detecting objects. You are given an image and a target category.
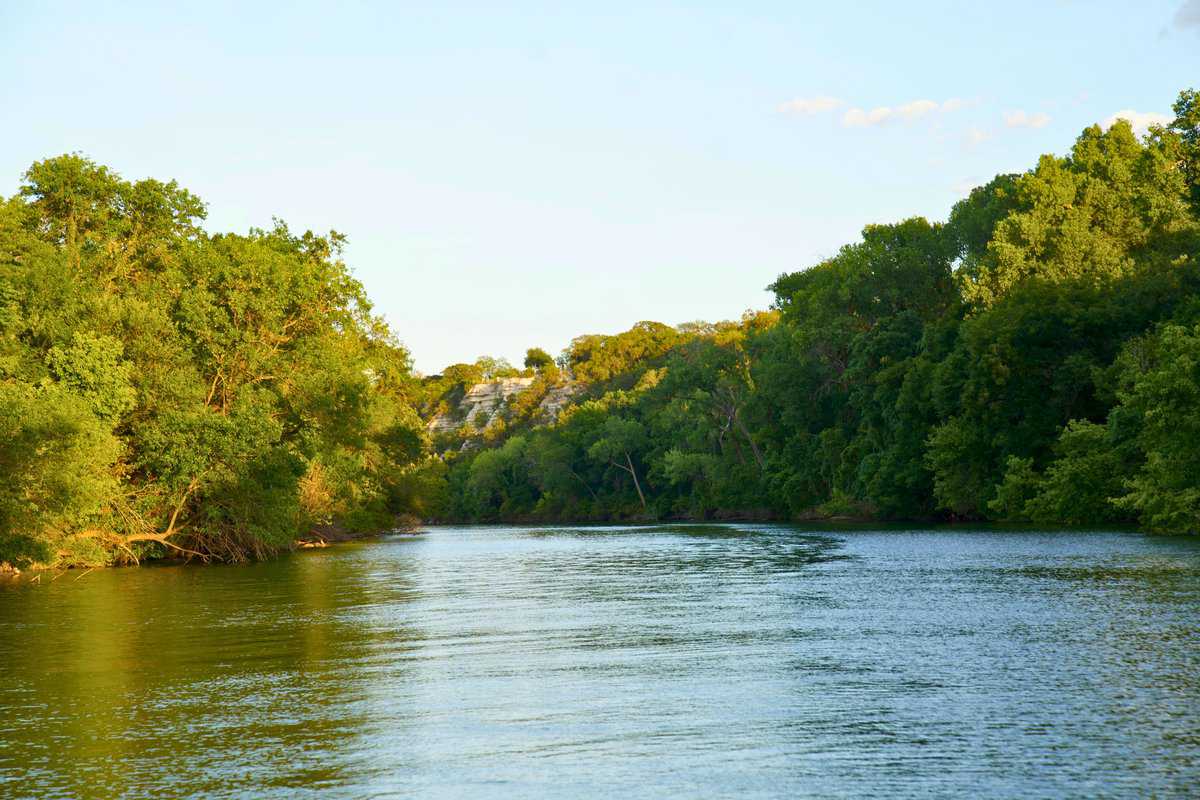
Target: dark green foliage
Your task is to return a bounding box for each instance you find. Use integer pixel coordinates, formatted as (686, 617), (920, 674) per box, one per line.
(432, 88), (1200, 534)
(1109, 324), (1200, 532)
(1024, 421), (1129, 525)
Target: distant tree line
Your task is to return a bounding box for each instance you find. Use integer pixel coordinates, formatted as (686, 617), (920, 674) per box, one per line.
(428, 89), (1200, 534)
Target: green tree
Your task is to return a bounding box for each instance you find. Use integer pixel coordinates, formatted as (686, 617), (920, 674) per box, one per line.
(1023, 421), (1129, 525)
(46, 332), (136, 424)
(524, 347), (554, 372)
(1167, 88), (1200, 209)
(0, 155), (428, 564)
(1111, 324), (1200, 532)
(587, 417), (649, 510)
(960, 120), (1198, 306)
(0, 383), (120, 566)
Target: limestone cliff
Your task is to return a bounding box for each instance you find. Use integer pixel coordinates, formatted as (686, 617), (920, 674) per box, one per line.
(426, 376), (577, 435)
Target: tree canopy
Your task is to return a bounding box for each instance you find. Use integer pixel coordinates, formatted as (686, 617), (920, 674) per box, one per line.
(422, 88), (1200, 535)
(0, 156), (428, 567)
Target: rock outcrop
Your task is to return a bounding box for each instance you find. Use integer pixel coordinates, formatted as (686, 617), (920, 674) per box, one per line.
(426, 376), (578, 435)
(539, 381), (576, 418)
(427, 377), (533, 434)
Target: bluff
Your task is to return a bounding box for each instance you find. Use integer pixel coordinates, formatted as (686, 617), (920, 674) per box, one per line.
(425, 375), (578, 441)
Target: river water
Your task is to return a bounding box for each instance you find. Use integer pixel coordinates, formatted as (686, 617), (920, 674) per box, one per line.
(2, 524), (1198, 798)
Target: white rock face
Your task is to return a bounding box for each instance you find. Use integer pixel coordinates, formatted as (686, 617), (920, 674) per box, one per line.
(539, 382), (576, 418)
(428, 376), (579, 434)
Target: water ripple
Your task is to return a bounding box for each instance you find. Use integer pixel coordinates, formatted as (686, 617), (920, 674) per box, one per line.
(1, 525), (1198, 798)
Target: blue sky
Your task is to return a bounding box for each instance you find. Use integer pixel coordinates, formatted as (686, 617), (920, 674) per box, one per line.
(2, 1), (1197, 372)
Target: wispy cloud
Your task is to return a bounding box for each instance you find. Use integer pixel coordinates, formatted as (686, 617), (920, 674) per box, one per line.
(1003, 110), (1051, 129)
(1175, 0), (1200, 32)
(778, 96), (969, 128)
(1103, 109), (1172, 136)
(965, 127), (992, 148)
(777, 96), (844, 114)
(840, 98), (966, 128)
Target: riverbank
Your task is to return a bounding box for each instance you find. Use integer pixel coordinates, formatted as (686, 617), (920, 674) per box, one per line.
(0, 515), (429, 576)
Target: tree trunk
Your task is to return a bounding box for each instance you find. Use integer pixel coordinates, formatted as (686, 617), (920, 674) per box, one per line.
(569, 467), (599, 501)
(625, 451), (647, 509)
(734, 409), (765, 470)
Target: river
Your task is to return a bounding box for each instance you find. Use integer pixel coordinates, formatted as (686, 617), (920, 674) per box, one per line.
(2, 524), (1198, 798)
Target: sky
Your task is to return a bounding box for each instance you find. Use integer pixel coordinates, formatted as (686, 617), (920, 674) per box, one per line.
(2, 1), (1198, 373)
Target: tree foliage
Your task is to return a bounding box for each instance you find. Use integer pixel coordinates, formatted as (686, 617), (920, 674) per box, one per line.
(0, 156), (427, 567)
(428, 88), (1200, 535)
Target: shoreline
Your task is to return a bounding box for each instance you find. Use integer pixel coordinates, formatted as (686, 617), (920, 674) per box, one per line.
(3, 515), (1171, 578)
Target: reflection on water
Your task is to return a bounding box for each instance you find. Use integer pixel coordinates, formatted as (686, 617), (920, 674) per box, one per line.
(2, 526), (1198, 798)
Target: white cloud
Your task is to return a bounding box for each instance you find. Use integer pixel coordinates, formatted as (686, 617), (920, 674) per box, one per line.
(777, 96), (843, 114)
(840, 98), (965, 127)
(1175, 0), (1200, 32)
(965, 126), (992, 147)
(1003, 110), (1051, 129)
(1103, 109), (1172, 136)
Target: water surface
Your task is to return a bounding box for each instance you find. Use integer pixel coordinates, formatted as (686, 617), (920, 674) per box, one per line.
(2, 525), (1199, 798)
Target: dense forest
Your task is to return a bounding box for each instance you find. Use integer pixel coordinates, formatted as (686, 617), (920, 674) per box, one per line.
(423, 88), (1200, 534)
(2, 88), (1198, 568)
(0, 158), (428, 567)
